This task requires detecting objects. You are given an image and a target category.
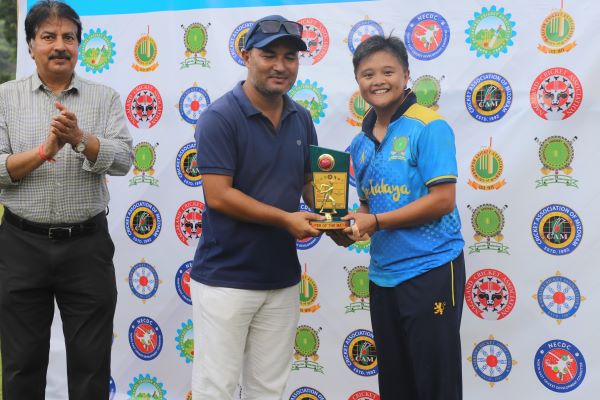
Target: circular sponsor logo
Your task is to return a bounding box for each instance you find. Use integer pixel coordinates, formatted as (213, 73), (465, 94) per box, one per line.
(411, 75), (443, 109)
(178, 86), (211, 125)
(176, 142), (202, 187)
(109, 376), (116, 400)
(465, 73), (512, 122)
(540, 9), (575, 51)
(345, 145), (356, 187)
(470, 203), (505, 238)
(288, 79), (327, 124)
(346, 90), (369, 127)
(405, 12), (450, 60)
(78, 28), (116, 73)
(534, 340), (586, 392)
(472, 339), (512, 382)
(133, 142), (157, 174)
(175, 261), (193, 305)
(347, 19), (384, 54)
(290, 386), (326, 400)
(297, 203), (321, 250)
(129, 316), (163, 360)
(348, 391), (380, 400)
(184, 23), (208, 54)
(530, 67), (583, 121)
(298, 18), (329, 65)
(466, 6), (516, 58)
(342, 329), (378, 376)
(532, 204), (583, 255)
(175, 200), (205, 246)
(128, 260), (159, 301)
(125, 201), (162, 244)
(465, 269), (516, 320)
(175, 319), (194, 364)
(538, 136), (574, 171)
(537, 275), (581, 320)
(347, 266), (369, 299)
(133, 27), (158, 71)
(229, 21), (253, 65)
(127, 374), (166, 399)
(468, 139), (504, 190)
(126, 84), (163, 129)
(295, 325), (320, 358)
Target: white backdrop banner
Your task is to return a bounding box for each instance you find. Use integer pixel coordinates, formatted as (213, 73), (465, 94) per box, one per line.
(15, 0), (599, 399)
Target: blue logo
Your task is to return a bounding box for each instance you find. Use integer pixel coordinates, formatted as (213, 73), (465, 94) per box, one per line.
(537, 274), (581, 321)
(128, 260), (159, 301)
(78, 28), (116, 73)
(342, 329), (378, 376)
(471, 338), (512, 382)
(347, 19), (384, 54)
(175, 261), (193, 305)
(532, 204), (583, 255)
(289, 386), (326, 400)
(127, 374), (166, 399)
(296, 202), (321, 250)
(534, 340), (586, 392)
(109, 376), (116, 400)
(175, 319), (194, 364)
(176, 142), (202, 187)
(178, 85), (211, 125)
(229, 21), (253, 65)
(125, 201), (162, 245)
(466, 6), (516, 58)
(128, 316), (163, 361)
(465, 73), (512, 122)
(405, 12), (450, 60)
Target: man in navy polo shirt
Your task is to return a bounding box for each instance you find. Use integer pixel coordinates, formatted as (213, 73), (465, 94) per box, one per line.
(190, 15), (323, 400)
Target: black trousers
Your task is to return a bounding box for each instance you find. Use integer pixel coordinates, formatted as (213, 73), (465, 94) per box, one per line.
(370, 252), (465, 400)
(0, 212), (117, 400)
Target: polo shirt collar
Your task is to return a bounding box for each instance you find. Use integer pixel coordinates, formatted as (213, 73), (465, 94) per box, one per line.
(362, 89), (417, 139)
(31, 72), (80, 93)
(233, 81), (297, 120)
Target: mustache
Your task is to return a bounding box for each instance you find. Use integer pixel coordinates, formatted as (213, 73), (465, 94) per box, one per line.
(49, 51), (71, 60)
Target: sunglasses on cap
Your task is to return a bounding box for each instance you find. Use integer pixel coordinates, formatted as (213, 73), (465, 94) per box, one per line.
(249, 20), (303, 38)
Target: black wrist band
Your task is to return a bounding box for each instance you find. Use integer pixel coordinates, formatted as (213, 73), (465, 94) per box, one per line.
(373, 213), (380, 231)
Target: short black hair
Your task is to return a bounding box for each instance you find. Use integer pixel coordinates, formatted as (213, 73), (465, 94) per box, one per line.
(25, 0), (82, 45)
(352, 35), (409, 76)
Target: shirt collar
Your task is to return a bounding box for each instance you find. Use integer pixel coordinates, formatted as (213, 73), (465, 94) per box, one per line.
(31, 72), (80, 93)
(233, 81), (297, 120)
(362, 89), (417, 139)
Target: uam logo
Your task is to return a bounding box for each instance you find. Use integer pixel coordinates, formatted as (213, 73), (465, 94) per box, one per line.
(175, 261), (193, 305)
(347, 203), (371, 253)
(538, 1), (576, 54)
(465, 6), (516, 58)
(78, 28), (116, 73)
(178, 84), (211, 125)
(405, 12), (450, 61)
(300, 264), (320, 313)
(348, 391), (380, 400)
(467, 204), (509, 254)
(297, 203), (321, 250)
(109, 376), (116, 400)
(530, 67), (583, 120)
(181, 22), (211, 68)
(175, 200), (205, 246)
(175, 319), (194, 364)
(289, 387), (326, 400)
(129, 316), (163, 361)
(411, 75), (444, 110)
(534, 271), (586, 324)
(465, 73), (512, 122)
(129, 142), (159, 187)
(229, 21), (253, 66)
(342, 329), (378, 377)
(346, 90), (369, 127)
(298, 18), (329, 65)
(132, 25), (158, 71)
(176, 142), (202, 187)
(344, 265), (370, 313)
(535, 339), (586, 392)
(127, 374), (166, 399)
(468, 335), (517, 387)
(535, 136), (578, 188)
(292, 325), (324, 373)
(468, 137), (506, 190)
(465, 268), (516, 320)
(289, 79), (327, 124)
(125, 201), (162, 245)
(126, 84), (163, 129)
(345, 18), (384, 54)
(127, 258), (161, 303)
(531, 204), (583, 255)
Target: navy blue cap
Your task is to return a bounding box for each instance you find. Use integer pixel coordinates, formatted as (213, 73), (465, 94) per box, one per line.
(244, 15), (307, 51)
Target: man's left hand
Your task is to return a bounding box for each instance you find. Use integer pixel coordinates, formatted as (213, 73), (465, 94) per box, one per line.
(51, 101), (84, 146)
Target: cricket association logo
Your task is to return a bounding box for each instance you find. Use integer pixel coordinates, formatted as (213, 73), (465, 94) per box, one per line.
(534, 136), (578, 188)
(298, 18), (329, 65)
(538, 1), (576, 54)
(176, 142), (202, 187)
(468, 137), (506, 190)
(180, 22), (211, 68)
(534, 339), (586, 392)
(292, 325), (324, 373)
(297, 203), (321, 250)
(534, 271), (585, 324)
(127, 259), (161, 303)
(125, 84), (163, 129)
(531, 204), (583, 255)
(465, 73), (512, 122)
(175, 319), (194, 364)
(127, 374), (166, 399)
(175, 200), (205, 246)
(300, 264), (320, 313)
(345, 18), (384, 54)
(530, 67), (583, 120)
(132, 26), (158, 71)
(289, 79), (328, 124)
(178, 84), (211, 125)
(411, 75), (444, 110)
(130, 142), (159, 187)
(465, 269), (516, 320)
(469, 335), (517, 386)
(289, 387), (326, 400)
(125, 201), (162, 245)
(343, 329), (378, 376)
(465, 6), (516, 58)
(346, 90), (369, 127)
(467, 204), (509, 254)
(129, 316), (163, 361)
(109, 376), (116, 400)
(347, 203), (371, 253)
(229, 21), (253, 66)
(405, 12), (450, 61)
(175, 261), (193, 305)
(344, 265), (370, 313)
(348, 391), (380, 400)
(78, 28), (116, 73)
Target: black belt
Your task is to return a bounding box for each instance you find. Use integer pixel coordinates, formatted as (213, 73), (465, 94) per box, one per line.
(2, 208), (102, 240)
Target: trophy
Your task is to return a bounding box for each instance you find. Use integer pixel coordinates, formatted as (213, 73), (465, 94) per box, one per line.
(309, 145), (351, 230)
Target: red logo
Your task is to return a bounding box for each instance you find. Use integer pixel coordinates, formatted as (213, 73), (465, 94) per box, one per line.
(465, 268), (516, 320)
(348, 390), (380, 400)
(530, 67), (582, 120)
(125, 84), (163, 129)
(175, 200), (205, 246)
(298, 18), (329, 65)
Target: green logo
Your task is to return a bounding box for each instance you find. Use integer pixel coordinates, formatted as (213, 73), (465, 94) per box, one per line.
(175, 320), (194, 364)
(346, 90), (369, 127)
(130, 142), (158, 187)
(467, 203), (509, 254)
(466, 6), (516, 58)
(181, 23), (211, 69)
(390, 136), (409, 160)
(288, 79), (328, 124)
(411, 75), (444, 110)
(78, 28), (116, 73)
(127, 374), (166, 399)
(133, 26), (158, 72)
(535, 136), (578, 188)
(344, 266), (370, 313)
(292, 325), (324, 373)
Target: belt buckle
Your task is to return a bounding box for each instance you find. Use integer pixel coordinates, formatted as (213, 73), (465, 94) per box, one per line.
(48, 226), (72, 240)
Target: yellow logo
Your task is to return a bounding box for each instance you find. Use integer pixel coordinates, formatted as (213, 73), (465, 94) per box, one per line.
(434, 302), (446, 316)
(362, 178), (410, 202)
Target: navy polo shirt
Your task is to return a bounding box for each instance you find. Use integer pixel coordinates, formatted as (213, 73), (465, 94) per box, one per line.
(191, 81), (318, 290)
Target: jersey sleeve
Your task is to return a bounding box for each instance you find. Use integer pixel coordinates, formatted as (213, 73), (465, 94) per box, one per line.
(416, 119), (458, 187)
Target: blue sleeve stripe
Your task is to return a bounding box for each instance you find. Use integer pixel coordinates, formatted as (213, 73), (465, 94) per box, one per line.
(426, 176), (457, 186)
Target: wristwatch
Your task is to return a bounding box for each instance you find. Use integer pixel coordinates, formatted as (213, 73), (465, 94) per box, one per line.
(72, 133), (88, 153)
